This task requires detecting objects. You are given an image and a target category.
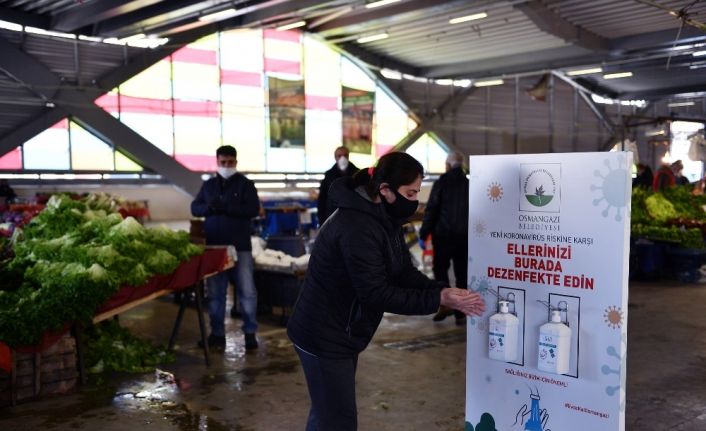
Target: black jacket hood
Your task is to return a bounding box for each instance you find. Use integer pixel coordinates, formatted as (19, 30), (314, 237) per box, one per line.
(327, 176), (395, 232)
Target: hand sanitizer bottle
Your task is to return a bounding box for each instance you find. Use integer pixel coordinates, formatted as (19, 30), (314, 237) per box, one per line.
(488, 300), (519, 362)
(537, 309), (571, 375)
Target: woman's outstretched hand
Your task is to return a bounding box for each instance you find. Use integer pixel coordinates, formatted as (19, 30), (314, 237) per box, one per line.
(440, 288), (486, 317)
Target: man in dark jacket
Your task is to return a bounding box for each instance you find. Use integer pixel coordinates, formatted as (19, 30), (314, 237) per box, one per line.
(191, 145), (260, 350)
(317, 146), (358, 225)
(419, 151), (469, 325)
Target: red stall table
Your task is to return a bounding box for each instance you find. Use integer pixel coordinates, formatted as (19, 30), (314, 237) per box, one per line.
(0, 246), (233, 405)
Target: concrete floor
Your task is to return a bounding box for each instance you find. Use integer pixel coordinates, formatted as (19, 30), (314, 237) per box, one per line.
(1, 281), (705, 430)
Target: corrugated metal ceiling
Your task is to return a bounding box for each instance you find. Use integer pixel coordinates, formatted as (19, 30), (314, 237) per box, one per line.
(350, 2), (570, 67)
(0, 0), (84, 15)
(545, 0), (706, 38)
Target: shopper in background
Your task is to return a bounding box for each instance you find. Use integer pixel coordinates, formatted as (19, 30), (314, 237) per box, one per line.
(317, 146), (358, 225)
(0, 179), (16, 204)
(672, 159), (690, 185)
(191, 145), (260, 351)
(653, 162), (676, 191)
(632, 163), (653, 189)
(288, 152), (485, 431)
(419, 151), (470, 325)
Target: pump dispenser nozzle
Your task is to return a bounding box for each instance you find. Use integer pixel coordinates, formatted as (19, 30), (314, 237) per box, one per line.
(550, 309), (562, 323)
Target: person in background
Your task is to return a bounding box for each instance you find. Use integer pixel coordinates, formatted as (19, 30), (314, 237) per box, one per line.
(191, 145), (260, 351)
(317, 146), (358, 225)
(672, 159), (690, 185)
(632, 163), (653, 189)
(288, 152), (485, 430)
(653, 162), (676, 191)
(0, 179), (16, 204)
(419, 151), (470, 325)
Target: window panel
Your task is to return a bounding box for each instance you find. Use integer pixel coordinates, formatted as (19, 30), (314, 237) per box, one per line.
(406, 133), (448, 174)
(173, 62), (220, 101)
(23, 120), (70, 170)
(222, 85), (264, 107)
(264, 30), (302, 77)
(0, 148), (22, 170)
(341, 57), (375, 91)
(374, 86), (412, 156)
(70, 121), (114, 170)
(220, 29), (263, 72)
(348, 153), (374, 170)
(120, 60), (171, 100)
(174, 116), (221, 171)
(121, 113), (174, 156)
(305, 109), (342, 172)
(304, 37), (340, 105)
(95, 91), (120, 117)
(115, 151), (143, 171)
(267, 147), (305, 172)
(190, 33), (219, 51)
(222, 105), (266, 172)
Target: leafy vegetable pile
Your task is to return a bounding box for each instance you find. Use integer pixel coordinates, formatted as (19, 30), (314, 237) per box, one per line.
(0, 194), (203, 346)
(631, 185), (706, 249)
(85, 320), (175, 374)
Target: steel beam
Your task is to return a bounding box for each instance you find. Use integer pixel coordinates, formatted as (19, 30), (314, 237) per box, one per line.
(578, 90), (615, 136)
(515, 1), (609, 52)
(421, 27), (706, 79)
(51, 0), (165, 33)
(599, 103), (653, 152)
(0, 108), (67, 160)
(0, 34), (202, 195)
(99, 0), (339, 38)
(375, 71), (470, 154)
(317, 0), (462, 35)
(422, 45), (599, 79)
(96, 0), (216, 37)
(391, 126), (424, 152)
(553, 71), (619, 134)
(56, 88), (203, 195)
(0, 6), (49, 28)
(621, 85), (706, 100)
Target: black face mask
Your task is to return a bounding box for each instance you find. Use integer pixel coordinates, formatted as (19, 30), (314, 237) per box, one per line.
(381, 188), (419, 221)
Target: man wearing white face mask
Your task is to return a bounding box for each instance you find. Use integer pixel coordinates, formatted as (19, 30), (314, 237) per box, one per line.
(317, 146), (358, 225)
(191, 145), (261, 351)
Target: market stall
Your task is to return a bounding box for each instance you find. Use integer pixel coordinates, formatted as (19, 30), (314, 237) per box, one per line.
(0, 193), (226, 406)
(631, 184), (706, 281)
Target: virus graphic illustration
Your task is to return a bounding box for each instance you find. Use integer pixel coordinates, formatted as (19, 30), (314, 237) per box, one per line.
(487, 182), (503, 202)
(474, 221), (486, 237)
(602, 333), (627, 412)
(604, 305), (624, 329)
(590, 157), (629, 221)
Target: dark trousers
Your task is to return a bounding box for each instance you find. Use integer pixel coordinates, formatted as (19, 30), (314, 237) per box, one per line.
(295, 346), (358, 431)
(432, 235), (468, 319)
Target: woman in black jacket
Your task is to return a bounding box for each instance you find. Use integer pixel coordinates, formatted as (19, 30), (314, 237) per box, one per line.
(287, 152), (485, 430)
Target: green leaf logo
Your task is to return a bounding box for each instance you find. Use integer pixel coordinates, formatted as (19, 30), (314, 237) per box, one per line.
(526, 183), (553, 207)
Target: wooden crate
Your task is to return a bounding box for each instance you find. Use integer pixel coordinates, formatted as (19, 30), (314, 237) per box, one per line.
(0, 334), (78, 407)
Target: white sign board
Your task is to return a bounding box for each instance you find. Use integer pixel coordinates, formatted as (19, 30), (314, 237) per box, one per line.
(465, 152), (631, 431)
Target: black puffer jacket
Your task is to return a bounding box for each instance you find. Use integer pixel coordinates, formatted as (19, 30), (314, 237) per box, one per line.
(419, 166), (469, 240)
(317, 162), (359, 224)
(287, 177), (444, 359)
(191, 173), (260, 251)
